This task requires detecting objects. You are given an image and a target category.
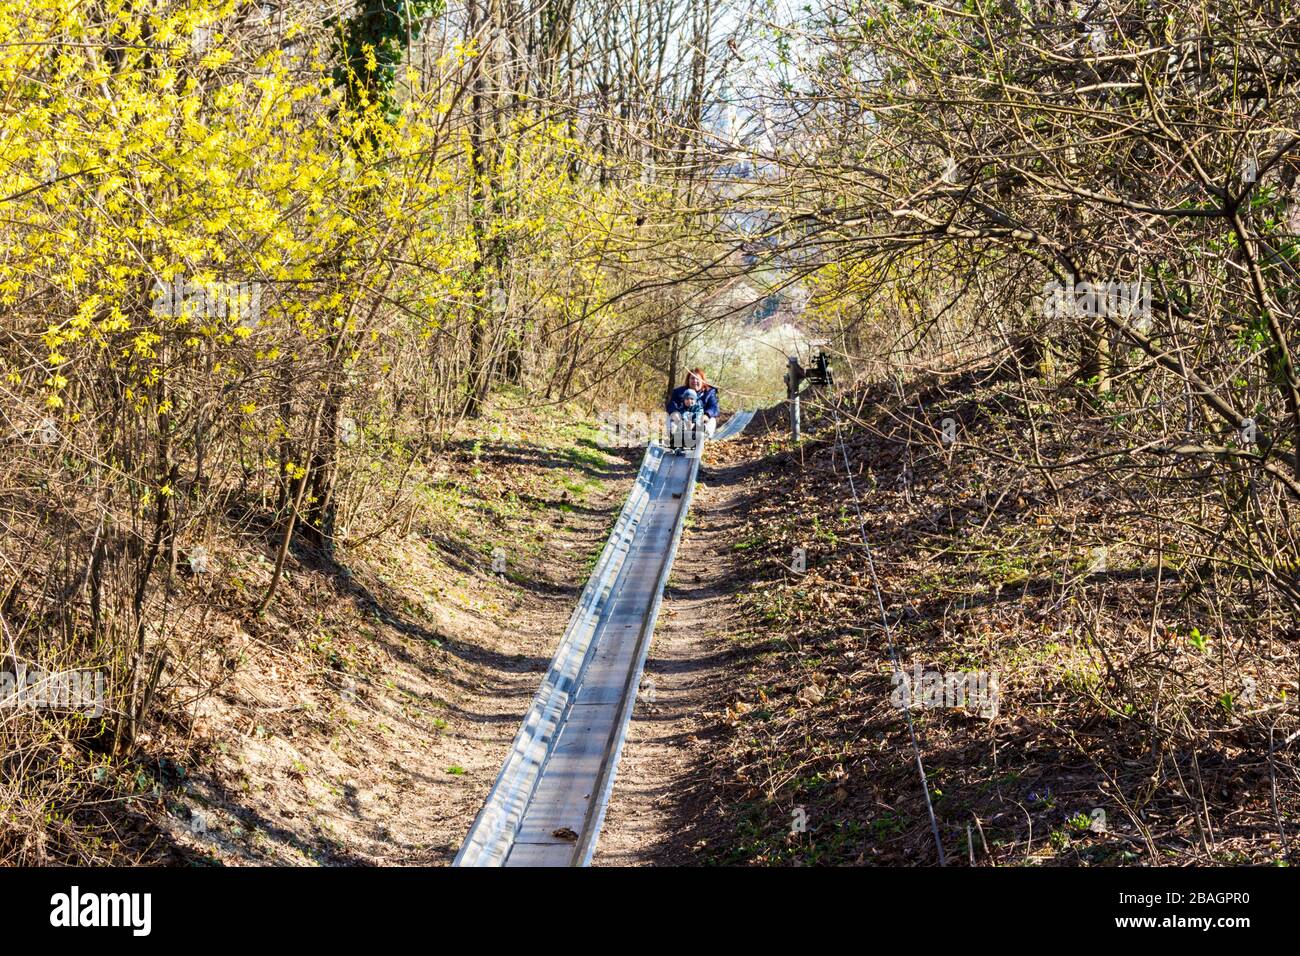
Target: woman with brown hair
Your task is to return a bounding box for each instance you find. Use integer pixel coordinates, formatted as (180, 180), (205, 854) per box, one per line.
(665, 368), (720, 452)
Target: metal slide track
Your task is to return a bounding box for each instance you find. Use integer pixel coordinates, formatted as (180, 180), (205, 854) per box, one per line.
(454, 411), (753, 866)
(713, 408), (754, 440)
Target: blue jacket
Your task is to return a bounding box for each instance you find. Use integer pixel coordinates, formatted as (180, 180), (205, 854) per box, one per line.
(666, 384), (720, 418)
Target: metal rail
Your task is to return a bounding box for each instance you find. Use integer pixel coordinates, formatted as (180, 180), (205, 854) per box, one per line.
(454, 411), (753, 866)
(713, 408), (754, 440)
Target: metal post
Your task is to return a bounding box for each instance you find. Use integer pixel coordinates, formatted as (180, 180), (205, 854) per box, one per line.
(787, 355), (802, 442)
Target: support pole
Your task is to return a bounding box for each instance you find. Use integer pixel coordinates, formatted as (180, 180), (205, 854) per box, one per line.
(786, 355), (802, 442)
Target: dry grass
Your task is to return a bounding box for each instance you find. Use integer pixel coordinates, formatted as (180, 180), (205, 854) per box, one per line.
(666, 367), (1300, 866)
(1, 403), (631, 865)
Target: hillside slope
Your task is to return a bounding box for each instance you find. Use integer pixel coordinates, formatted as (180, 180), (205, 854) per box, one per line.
(3, 406), (635, 865)
(626, 373), (1299, 866)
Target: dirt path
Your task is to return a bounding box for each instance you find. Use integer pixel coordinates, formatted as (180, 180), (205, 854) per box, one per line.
(421, 466), (637, 863)
(594, 443), (760, 865)
(155, 428), (639, 867)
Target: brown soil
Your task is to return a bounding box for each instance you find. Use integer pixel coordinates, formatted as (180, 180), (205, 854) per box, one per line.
(629, 373), (1300, 867)
(141, 419), (638, 866)
(594, 437), (769, 865)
